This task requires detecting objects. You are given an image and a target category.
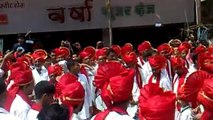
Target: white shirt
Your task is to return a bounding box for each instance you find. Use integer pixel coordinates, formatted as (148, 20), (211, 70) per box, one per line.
(127, 74), (140, 118)
(175, 106), (193, 120)
(71, 113), (82, 120)
(145, 71), (172, 91)
(78, 73), (92, 119)
(10, 94), (31, 120)
(0, 107), (21, 120)
(91, 111), (134, 120)
(27, 109), (39, 120)
(32, 66), (48, 85)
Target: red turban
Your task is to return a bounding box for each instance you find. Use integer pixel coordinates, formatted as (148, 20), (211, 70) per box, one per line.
(111, 45), (121, 56)
(48, 64), (62, 76)
(184, 70), (212, 104)
(16, 55), (32, 66)
(148, 55), (167, 70)
(32, 49), (47, 62)
(122, 52), (137, 65)
(96, 48), (106, 60)
(83, 46), (96, 60)
(101, 69), (134, 104)
(157, 43), (172, 55)
(60, 81), (85, 107)
(54, 47), (70, 59)
(139, 84), (176, 120)
(8, 70), (33, 95)
(197, 78), (213, 111)
(94, 61), (126, 90)
(194, 45), (206, 55)
(170, 56), (185, 69)
(7, 62), (30, 84)
(79, 51), (91, 60)
(178, 42), (192, 54)
(121, 43), (133, 56)
(55, 73), (78, 98)
(177, 84), (187, 101)
(137, 41), (151, 53)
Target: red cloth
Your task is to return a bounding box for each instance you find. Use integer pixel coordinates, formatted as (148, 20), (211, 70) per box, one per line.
(135, 64), (143, 89)
(111, 45), (121, 56)
(48, 64), (62, 76)
(96, 48), (106, 60)
(139, 84), (176, 120)
(83, 46), (96, 59)
(79, 51), (91, 59)
(4, 90), (32, 111)
(137, 41), (152, 53)
(32, 49), (47, 62)
(157, 43), (172, 55)
(121, 43), (133, 56)
(197, 78), (213, 111)
(94, 106), (129, 120)
(54, 47), (70, 59)
(31, 103), (42, 112)
(170, 56), (186, 69)
(122, 52), (137, 65)
(94, 61), (126, 90)
(104, 69), (134, 104)
(148, 55), (167, 70)
(200, 110), (213, 120)
(148, 74), (160, 86)
(178, 42), (192, 54)
(184, 70), (212, 104)
(60, 81), (85, 107)
(8, 70), (33, 96)
(194, 45), (206, 55)
(55, 73), (77, 98)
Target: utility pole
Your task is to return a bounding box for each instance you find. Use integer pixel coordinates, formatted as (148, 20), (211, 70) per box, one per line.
(195, 0), (202, 24)
(106, 0), (113, 46)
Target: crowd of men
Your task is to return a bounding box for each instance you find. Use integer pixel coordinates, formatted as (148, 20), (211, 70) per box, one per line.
(0, 34), (213, 120)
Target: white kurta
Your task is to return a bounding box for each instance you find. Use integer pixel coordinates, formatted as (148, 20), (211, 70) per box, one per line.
(127, 75), (140, 118)
(32, 66), (48, 85)
(0, 107), (21, 120)
(139, 60), (153, 86)
(91, 111), (134, 120)
(175, 106), (193, 120)
(27, 109), (39, 120)
(145, 71), (172, 91)
(71, 113), (82, 120)
(173, 74), (179, 95)
(84, 66), (96, 103)
(10, 95), (31, 120)
(78, 73), (92, 119)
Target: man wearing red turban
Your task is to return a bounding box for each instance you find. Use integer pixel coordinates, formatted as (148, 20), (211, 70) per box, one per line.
(137, 41), (153, 84)
(60, 81), (85, 120)
(139, 84), (176, 120)
(5, 70), (34, 120)
(157, 43), (174, 81)
(92, 62), (135, 120)
(31, 49), (48, 85)
(146, 55), (172, 91)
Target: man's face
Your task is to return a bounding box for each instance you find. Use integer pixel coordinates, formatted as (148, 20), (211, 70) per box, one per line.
(107, 52), (117, 61)
(97, 56), (106, 64)
(34, 59), (43, 69)
(70, 62), (80, 75)
(18, 38), (24, 43)
(43, 94), (54, 106)
(82, 57), (91, 65)
(152, 68), (161, 76)
(24, 81), (34, 95)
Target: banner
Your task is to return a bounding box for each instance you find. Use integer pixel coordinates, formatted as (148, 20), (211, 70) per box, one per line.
(0, 0), (195, 34)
